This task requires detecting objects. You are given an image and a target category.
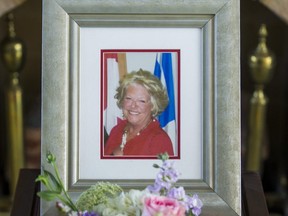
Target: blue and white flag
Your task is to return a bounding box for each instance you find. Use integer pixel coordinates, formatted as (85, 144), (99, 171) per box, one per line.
(154, 53), (177, 153)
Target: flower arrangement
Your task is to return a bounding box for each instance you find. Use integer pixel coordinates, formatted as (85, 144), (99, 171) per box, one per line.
(36, 152), (203, 216)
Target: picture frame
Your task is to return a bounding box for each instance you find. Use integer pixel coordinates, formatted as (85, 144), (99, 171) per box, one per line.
(42, 0), (240, 215)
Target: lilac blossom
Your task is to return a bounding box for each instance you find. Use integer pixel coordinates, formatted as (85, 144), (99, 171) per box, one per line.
(161, 161), (180, 182)
(167, 187), (186, 201)
(146, 152), (203, 216)
(146, 181), (162, 194)
(81, 211), (99, 216)
(186, 194), (203, 216)
(147, 160), (181, 195)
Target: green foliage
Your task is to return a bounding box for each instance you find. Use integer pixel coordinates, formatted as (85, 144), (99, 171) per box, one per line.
(35, 152), (77, 211)
(37, 191), (62, 201)
(157, 152), (169, 161)
(76, 182), (123, 211)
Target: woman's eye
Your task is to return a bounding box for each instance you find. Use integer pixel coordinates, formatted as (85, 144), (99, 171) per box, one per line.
(125, 97), (131, 101)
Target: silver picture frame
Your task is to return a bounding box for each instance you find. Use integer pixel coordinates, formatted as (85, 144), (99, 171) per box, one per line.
(42, 0), (241, 215)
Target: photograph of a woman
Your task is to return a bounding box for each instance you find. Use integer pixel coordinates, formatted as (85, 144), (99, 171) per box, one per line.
(102, 50), (179, 158)
(104, 69), (174, 156)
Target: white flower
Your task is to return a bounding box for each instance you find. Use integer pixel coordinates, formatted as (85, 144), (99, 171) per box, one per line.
(93, 189), (151, 216)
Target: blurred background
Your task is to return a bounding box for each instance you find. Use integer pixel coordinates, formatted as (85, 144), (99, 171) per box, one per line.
(0, 0), (287, 215)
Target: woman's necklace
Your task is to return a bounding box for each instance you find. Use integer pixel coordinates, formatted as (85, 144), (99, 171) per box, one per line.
(120, 131), (127, 151)
(120, 118), (154, 151)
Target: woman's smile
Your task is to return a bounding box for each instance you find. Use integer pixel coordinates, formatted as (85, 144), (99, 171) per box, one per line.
(128, 110), (140, 115)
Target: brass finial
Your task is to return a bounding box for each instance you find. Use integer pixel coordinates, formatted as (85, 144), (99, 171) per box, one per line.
(246, 24), (275, 171)
(0, 12), (25, 204)
(1, 13), (26, 75)
(248, 24), (275, 88)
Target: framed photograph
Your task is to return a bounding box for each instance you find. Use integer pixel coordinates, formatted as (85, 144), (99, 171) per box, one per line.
(101, 49), (180, 159)
(42, 0), (240, 215)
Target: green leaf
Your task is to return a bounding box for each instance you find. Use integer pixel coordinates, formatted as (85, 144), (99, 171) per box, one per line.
(43, 170), (62, 192)
(153, 164), (160, 168)
(37, 190), (61, 201)
(35, 175), (49, 187)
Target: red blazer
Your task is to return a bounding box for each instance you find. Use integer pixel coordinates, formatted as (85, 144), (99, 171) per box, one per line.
(104, 119), (174, 156)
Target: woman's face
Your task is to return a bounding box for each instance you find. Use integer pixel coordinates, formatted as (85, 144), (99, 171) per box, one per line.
(122, 83), (153, 127)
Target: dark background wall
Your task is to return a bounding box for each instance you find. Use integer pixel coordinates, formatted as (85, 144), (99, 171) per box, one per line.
(0, 0), (288, 214)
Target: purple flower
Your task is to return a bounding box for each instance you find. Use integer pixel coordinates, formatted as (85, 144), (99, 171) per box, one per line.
(155, 172), (172, 190)
(167, 187), (186, 201)
(157, 163), (180, 188)
(147, 170), (177, 194)
(81, 211), (99, 216)
(186, 194), (203, 216)
(147, 182), (163, 193)
(147, 158), (181, 195)
(146, 154), (203, 215)
(161, 161), (174, 170)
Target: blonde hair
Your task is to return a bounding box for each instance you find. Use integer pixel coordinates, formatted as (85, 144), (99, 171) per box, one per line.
(115, 69), (169, 117)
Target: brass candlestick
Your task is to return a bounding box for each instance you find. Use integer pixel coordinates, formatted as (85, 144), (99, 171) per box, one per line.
(246, 24), (275, 171)
(1, 13), (26, 201)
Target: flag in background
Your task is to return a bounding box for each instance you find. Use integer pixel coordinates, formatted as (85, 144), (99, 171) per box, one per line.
(154, 53), (177, 153)
(103, 53), (127, 135)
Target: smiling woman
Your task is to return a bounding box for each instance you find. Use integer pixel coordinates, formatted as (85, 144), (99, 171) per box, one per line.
(101, 50), (180, 159)
(104, 70), (174, 157)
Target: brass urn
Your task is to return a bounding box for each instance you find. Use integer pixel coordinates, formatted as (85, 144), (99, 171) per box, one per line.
(0, 13), (26, 202)
(246, 24), (275, 172)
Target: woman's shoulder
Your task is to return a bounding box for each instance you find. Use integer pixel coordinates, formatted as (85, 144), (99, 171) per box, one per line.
(149, 120), (170, 137)
(110, 119), (127, 133)
(146, 119), (174, 155)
